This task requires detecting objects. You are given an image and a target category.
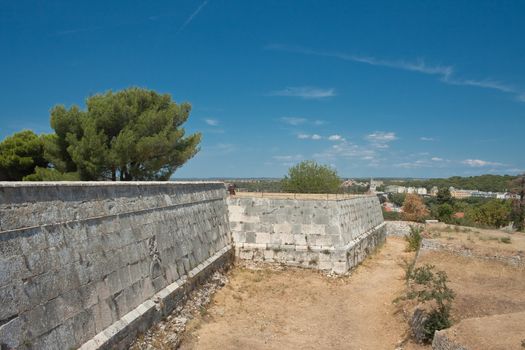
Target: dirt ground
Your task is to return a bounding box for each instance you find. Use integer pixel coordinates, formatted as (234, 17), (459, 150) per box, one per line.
(133, 226), (525, 350)
(417, 249), (525, 321)
(179, 237), (420, 350)
(419, 224), (525, 320)
(425, 223), (525, 256)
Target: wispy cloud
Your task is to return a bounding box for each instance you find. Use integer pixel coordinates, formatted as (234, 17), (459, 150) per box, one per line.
(297, 133), (322, 140)
(55, 26), (103, 36)
(204, 118), (219, 126)
(313, 140), (377, 162)
(272, 154), (304, 166)
(395, 157), (450, 169)
(280, 117), (328, 126)
(328, 134), (344, 142)
(462, 159), (503, 167)
(273, 154), (303, 161)
(201, 142), (236, 157)
(266, 44), (525, 102)
(280, 117), (307, 125)
(269, 86), (336, 99)
(366, 131), (397, 148)
(177, 0), (208, 34)
(420, 137), (435, 141)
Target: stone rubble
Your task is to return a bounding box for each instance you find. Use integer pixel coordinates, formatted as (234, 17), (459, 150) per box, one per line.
(129, 271), (228, 350)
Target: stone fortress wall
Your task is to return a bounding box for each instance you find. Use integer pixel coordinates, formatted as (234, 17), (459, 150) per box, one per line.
(0, 184), (386, 350)
(228, 196), (386, 274)
(0, 182), (233, 350)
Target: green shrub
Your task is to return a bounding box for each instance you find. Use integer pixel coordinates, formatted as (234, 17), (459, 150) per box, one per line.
(500, 236), (511, 244)
(383, 209), (402, 221)
(406, 264), (455, 343)
(404, 225), (423, 252)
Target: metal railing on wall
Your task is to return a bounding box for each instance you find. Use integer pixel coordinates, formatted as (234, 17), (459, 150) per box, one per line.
(231, 192), (370, 201)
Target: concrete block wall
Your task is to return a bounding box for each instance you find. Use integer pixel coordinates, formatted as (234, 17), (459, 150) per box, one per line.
(0, 182), (232, 350)
(228, 196), (386, 274)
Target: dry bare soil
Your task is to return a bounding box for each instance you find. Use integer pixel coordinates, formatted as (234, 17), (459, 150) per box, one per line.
(139, 226), (525, 350)
(179, 237), (417, 350)
(417, 225), (525, 349)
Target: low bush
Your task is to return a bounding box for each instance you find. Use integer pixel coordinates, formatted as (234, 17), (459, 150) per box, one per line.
(406, 264), (455, 343)
(404, 225), (423, 252)
(500, 236), (511, 244)
(383, 209), (401, 221)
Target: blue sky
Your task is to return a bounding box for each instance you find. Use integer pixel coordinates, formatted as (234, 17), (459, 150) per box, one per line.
(1, 0), (524, 178)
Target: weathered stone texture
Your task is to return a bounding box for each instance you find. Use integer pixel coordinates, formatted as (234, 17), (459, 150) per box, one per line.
(0, 182), (232, 350)
(385, 220), (424, 236)
(229, 196), (386, 273)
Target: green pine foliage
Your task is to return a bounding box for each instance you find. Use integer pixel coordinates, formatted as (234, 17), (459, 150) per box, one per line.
(0, 130), (48, 180)
(1, 88), (201, 181)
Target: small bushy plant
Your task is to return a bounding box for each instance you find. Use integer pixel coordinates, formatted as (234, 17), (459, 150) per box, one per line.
(500, 236), (511, 244)
(406, 264), (455, 343)
(404, 225), (423, 252)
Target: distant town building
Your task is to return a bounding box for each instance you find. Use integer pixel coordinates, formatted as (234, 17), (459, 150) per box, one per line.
(416, 187), (428, 195)
(448, 186), (517, 200)
(385, 184), (514, 200)
(471, 191), (497, 199)
(387, 186), (398, 193)
(384, 185), (427, 195)
(449, 187), (474, 199)
(369, 178), (383, 193)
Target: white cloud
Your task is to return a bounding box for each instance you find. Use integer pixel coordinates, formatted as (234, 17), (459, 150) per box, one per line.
(266, 44), (525, 102)
(269, 86), (336, 99)
(272, 154), (304, 166)
(313, 140), (377, 161)
(272, 154), (303, 161)
(431, 157), (443, 161)
(328, 134), (344, 141)
(280, 117), (307, 125)
(366, 131), (397, 148)
(420, 137), (435, 141)
(297, 133), (322, 140)
(462, 159), (503, 167)
(204, 118), (219, 126)
(366, 131), (397, 142)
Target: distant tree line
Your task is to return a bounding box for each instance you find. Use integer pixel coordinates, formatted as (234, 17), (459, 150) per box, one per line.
(0, 87), (200, 181)
(385, 180), (525, 231)
(383, 174), (518, 193)
(235, 180), (283, 193)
